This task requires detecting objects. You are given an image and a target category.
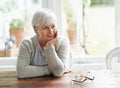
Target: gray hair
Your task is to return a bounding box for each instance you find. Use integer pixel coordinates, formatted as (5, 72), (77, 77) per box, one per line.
(32, 8), (57, 28)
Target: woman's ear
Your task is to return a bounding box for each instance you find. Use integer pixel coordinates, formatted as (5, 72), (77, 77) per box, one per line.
(33, 26), (38, 30)
(33, 26), (38, 34)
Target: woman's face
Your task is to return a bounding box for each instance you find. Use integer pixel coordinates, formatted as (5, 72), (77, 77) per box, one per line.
(36, 21), (57, 42)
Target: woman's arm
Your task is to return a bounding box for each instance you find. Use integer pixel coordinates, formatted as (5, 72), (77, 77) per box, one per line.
(16, 40), (50, 78)
(44, 38), (70, 77)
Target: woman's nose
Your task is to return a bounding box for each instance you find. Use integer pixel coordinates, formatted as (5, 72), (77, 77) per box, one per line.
(48, 28), (53, 34)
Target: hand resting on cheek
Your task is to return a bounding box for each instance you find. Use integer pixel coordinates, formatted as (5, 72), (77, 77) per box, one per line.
(46, 30), (58, 47)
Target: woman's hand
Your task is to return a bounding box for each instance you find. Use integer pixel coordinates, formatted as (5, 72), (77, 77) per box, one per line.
(64, 69), (71, 74)
(46, 31), (58, 47)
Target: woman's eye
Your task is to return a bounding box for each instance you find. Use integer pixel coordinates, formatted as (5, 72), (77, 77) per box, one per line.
(42, 27), (47, 29)
(52, 25), (55, 28)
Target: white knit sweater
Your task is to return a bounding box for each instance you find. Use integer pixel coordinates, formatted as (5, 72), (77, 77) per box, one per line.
(16, 35), (72, 78)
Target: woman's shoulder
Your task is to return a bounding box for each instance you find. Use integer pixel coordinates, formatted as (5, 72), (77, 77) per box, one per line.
(57, 36), (70, 48)
(58, 36), (69, 44)
(20, 35), (37, 47)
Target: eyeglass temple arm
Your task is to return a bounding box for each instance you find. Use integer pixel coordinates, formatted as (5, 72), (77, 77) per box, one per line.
(72, 79), (87, 83)
(84, 76), (95, 80)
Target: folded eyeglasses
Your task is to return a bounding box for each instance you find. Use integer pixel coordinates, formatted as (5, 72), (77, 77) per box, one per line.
(72, 72), (95, 83)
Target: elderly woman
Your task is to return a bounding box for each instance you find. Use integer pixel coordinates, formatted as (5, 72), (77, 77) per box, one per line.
(16, 8), (72, 78)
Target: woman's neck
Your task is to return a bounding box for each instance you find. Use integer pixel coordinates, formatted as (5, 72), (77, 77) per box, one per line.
(39, 40), (47, 49)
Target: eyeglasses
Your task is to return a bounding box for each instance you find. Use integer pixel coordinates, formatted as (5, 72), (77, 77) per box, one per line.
(72, 73), (95, 83)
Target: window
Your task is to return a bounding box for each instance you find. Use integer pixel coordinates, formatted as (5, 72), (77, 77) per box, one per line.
(0, 0), (42, 57)
(63, 0), (115, 56)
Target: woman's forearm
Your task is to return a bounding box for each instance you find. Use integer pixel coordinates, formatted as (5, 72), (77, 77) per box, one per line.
(44, 45), (66, 77)
(17, 64), (50, 78)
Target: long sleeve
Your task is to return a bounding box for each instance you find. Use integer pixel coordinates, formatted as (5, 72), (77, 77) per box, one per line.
(16, 39), (50, 78)
(16, 36), (71, 78)
(44, 38), (70, 77)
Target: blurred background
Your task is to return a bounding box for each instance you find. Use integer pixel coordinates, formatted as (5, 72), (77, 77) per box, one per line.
(0, 0), (117, 70)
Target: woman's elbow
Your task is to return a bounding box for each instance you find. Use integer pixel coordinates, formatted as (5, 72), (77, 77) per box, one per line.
(17, 74), (25, 79)
(16, 70), (25, 78)
(53, 72), (63, 77)
(52, 67), (64, 77)
(16, 66), (27, 78)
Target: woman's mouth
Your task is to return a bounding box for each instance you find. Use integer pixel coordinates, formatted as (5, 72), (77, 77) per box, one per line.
(47, 35), (54, 38)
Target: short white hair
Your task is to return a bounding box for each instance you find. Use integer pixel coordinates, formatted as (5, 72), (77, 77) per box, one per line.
(32, 8), (57, 28)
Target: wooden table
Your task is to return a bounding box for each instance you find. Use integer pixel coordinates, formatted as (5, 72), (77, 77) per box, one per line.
(0, 70), (120, 88)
